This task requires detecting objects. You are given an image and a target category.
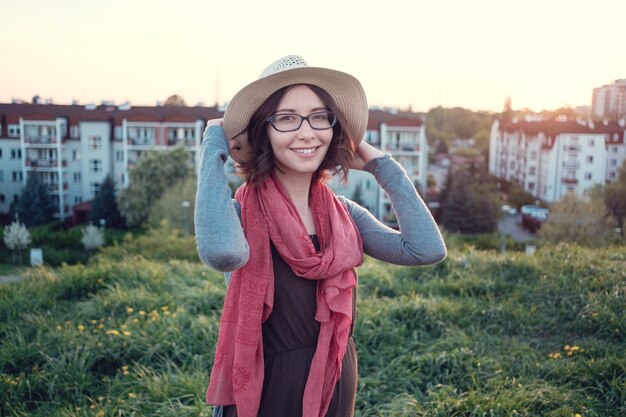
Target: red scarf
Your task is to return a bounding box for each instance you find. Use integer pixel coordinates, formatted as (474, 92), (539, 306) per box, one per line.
(206, 174), (363, 417)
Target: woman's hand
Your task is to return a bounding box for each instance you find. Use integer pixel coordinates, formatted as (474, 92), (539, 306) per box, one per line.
(203, 118), (239, 151)
(350, 141), (385, 171)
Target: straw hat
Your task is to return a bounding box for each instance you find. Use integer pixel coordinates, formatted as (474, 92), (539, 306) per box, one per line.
(224, 55), (368, 164)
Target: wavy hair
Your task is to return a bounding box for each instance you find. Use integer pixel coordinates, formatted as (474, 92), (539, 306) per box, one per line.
(235, 84), (356, 186)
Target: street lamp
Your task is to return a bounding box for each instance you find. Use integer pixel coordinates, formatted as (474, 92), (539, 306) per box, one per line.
(181, 200), (191, 238)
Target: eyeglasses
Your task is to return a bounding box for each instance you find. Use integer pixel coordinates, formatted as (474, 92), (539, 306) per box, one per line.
(266, 111), (337, 132)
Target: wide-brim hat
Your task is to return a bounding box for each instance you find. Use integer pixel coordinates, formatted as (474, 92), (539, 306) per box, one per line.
(224, 55), (368, 164)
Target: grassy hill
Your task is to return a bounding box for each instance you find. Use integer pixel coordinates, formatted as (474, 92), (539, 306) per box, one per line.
(1, 228), (624, 416)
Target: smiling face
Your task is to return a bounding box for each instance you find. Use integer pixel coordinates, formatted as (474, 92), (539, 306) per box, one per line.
(266, 85), (333, 179)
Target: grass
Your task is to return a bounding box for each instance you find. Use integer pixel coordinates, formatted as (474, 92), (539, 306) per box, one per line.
(0, 227), (624, 417)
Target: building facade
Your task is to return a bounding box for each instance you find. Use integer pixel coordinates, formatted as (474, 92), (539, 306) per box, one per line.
(592, 79), (626, 120)
(1, 102), (429, 223)
(489, 116), (626, 203)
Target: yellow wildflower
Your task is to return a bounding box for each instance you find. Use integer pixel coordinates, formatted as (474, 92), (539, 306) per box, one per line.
(106, 330), (120, 336)
(77, 324), (85, 332)
(127, 307), (134, 314)
(123, 331), (131, 336)
(161, 306), (169, 312)
(128, 393), (137, 399)
(57, 325), (62, 331)
(139, 310), (146, 316)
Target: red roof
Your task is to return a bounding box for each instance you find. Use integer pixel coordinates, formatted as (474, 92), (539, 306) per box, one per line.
(367, 109), (423, 130)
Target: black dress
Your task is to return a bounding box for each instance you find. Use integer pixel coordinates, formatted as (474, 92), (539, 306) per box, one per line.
(222, 236), (357, 417)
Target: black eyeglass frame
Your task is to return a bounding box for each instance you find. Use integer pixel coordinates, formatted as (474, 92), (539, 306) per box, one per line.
(266, 111), (337, 132)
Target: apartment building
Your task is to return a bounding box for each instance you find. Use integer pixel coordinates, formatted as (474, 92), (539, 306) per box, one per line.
(592, 79), (626, 120)
(0, 102), (221, 220)
(1, 102), (429, 222)
(489, 116), (626, 203)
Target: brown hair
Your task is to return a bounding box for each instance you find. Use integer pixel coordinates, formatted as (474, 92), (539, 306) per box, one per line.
(236, 84), (356, 186)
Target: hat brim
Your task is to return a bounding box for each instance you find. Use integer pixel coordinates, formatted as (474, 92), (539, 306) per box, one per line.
(224, 66), (368, 164)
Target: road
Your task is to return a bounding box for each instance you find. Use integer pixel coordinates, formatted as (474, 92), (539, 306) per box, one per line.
(498, 213), (536, 242)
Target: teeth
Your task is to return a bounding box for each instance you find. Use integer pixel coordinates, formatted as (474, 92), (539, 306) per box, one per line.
(293, 147), (316, 154)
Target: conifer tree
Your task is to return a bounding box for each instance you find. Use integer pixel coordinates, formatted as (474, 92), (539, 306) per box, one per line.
(15, 174), (56, 226)
(89, 175), (125, 228)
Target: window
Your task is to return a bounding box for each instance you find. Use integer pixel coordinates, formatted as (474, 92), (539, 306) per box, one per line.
(0, 171), (3, 182)
(586, 155), (593, 163)
(89, 135), (102, 150)
(90, 182), (100, 196)
(74, 196), (83, 204)
(612, 146), (619, 154)
(74, 172), (81, 182)
(610, 171), (616, 179)
(589, 139), (595, 147)
(529, 150), (538, 160)
(89, 159), (102, 173)
(13, 195), (19, 203)
(10, 148), (22, 159)
(114, 126), (122, 140)
(529, 166), (536, 176)
(0, 149), (2, 158)
(585, 172), (592, 180)
(11, 171), (23, 182)
(70, 126), (79, 138)
(115, 150), (124, 162)
(8, 125), (20, 137)
(528, 182), (535, 191)
(73, 150), (81, 161)
(0, 194), (4, 203)
(611, 159), (617, 167)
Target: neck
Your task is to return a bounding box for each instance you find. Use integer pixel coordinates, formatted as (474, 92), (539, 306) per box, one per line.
(274, 169), (313, 209)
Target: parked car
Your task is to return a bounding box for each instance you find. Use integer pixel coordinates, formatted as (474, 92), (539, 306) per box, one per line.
(520, 204), (550, 232)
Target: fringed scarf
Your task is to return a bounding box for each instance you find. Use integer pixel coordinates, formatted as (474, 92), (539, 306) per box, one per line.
(206, 173), (363, 417)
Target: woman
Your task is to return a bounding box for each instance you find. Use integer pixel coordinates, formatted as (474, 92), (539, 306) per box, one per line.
(195, 55), (446, 417)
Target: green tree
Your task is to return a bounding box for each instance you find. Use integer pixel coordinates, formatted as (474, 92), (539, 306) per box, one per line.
(163, 94), (187, 106)
(539, 193), (615, 246)
(15, 174), (56, 226)
(118, 147), (193, 228)
(603, 161), (626, 237)
(89, 175), (125, 228)
(507, 187), (536, 210)
(440, 168), (500, 233)
(147, 176), (197, 235)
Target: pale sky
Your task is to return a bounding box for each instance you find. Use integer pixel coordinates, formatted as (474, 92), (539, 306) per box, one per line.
(1, 0), (624, 113)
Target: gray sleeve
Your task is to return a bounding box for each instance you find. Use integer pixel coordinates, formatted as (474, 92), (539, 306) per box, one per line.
(194, 125), (249, 272)
(339, 154), (447, 265)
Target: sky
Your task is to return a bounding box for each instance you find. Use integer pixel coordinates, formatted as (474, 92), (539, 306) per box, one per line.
(1, 0), (625, 113)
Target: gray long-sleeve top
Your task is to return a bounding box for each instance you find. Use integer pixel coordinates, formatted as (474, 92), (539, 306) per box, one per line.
(195, 126), (447, 274)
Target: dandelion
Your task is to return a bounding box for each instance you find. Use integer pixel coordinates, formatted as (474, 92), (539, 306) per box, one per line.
(97, 278), (104, 285)
(161, 306), (169, 312)
(575, 414), (582, 417)
(106, 330), (120, 336)
(128, 393), (137, 399)
(56, 325), (62, 331)
(123, 331), (131, 336)
(127, 307), (134, 314)
(133, 318), (139, 323)
(77, 324), (85, 332)
(139, 310), (146, 316)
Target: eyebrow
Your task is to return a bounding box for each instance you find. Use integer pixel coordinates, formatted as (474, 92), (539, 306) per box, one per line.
(274, 106), (328, 114)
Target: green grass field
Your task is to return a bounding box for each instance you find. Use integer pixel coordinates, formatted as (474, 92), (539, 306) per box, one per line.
(1, 228), (624, 416)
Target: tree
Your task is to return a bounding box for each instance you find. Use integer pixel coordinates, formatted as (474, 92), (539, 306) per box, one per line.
(603, 162), (626, 237)
(89, 175), (125, 228)
(440, 168), (501, 233)
(3, 220), (31, 265)
(163, 94), (187, 106)
(507, 187), (536, 209)
(147, 176), (197, 235)
(15, 175), (56, 226)
(117, 147), (193, 228)
(539, 193), (615, 246)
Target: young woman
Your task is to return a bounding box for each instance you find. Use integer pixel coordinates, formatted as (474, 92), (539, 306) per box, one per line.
(195, 55), (446, 417)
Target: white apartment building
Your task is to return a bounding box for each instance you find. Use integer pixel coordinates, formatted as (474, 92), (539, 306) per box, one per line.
(1, 102), (429, 223)
(0, 102), (219, 221)
(489, 116), (626, 203)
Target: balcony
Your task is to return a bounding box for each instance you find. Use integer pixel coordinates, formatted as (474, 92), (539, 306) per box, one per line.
(562, 161), (580, 169)
(384, 144), (420, 153)
(562, 178), (578, 185)
(128, 138), (155, 147)
(25, 159), (67, 169)
(24, 136), (59, 145)
(46, 182), (69, 193)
